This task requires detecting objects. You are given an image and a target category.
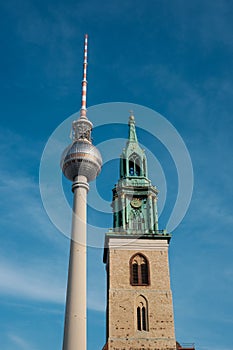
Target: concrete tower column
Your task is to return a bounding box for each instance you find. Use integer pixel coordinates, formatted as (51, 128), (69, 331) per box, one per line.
(62, 175), (89, 350)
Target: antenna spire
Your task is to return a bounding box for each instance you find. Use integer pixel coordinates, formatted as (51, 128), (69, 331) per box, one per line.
(71, 34), (93, 141)
(80, 34), (88, 118)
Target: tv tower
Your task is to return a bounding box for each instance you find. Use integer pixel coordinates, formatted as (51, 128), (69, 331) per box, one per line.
(61, 34), (102, 350)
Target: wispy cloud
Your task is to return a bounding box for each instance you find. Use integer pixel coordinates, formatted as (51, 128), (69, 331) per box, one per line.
(0, 127), (105, 312)
(0, 128), (66, 304)
(7, 333), (36, 350)
(0, 128), (66, 246)
(167, 0), (233, 50)
(0, 253), (106, 312)
(88, 288), (105, 312)
(0, 168), (54, 238)
(0, 256), (65, 303)
(0, 1), (84, 97)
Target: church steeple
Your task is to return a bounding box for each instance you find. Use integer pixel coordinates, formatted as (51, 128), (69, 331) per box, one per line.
(112, 113), (162, 234)
(102, 113), (176, 350)
(120, 113), (148, 179)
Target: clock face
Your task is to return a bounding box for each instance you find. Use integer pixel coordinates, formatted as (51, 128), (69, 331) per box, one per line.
(130, 198), (142, 209)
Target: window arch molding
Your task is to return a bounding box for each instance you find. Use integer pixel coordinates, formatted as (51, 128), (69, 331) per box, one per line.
(129, 253), (150, 286)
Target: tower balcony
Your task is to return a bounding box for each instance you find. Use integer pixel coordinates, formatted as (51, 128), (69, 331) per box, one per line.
(109, 227), (169, 236)
(176, 342), (195, 350)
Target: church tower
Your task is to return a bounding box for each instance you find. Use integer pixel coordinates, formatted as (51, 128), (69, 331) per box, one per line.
(103, 113), (177, 350)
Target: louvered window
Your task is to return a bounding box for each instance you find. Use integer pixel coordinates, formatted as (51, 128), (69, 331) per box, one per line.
(130, 254), (150, 286)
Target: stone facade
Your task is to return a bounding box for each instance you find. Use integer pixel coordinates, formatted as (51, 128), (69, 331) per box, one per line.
(103, 237), (176, 350)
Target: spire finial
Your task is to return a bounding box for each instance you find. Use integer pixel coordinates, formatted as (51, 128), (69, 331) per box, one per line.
(80, 34), (88, 118)
(128, 111), (138, 143)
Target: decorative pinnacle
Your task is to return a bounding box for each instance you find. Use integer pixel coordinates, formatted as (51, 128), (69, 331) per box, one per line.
(80, 34), (88, 118)
(128, 112), (138, 143)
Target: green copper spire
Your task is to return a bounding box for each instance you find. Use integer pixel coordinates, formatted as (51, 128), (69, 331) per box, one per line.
(120, 113), (148, 178)
(109, 113), (165, 236)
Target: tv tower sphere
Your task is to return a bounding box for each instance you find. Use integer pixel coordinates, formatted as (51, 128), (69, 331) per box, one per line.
(61, 118), (102, 182)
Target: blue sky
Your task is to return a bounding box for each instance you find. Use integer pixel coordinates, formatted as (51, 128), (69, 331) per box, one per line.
(0, 0), (233, 349)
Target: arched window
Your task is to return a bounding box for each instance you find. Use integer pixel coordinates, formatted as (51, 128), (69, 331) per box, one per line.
(129, 159), (135, 176)
(129, 153), (141, 176)
(130, 254), (149, 286)
(136, 295), (149, 331)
